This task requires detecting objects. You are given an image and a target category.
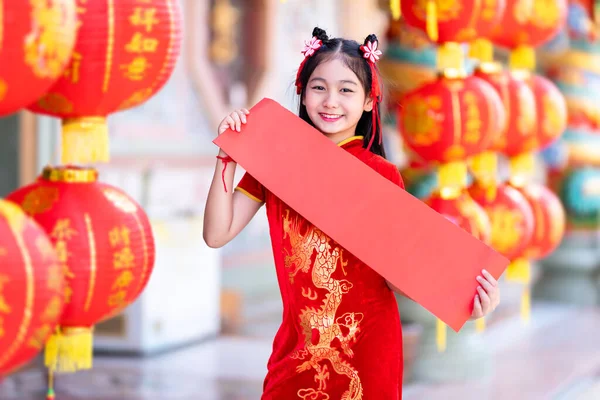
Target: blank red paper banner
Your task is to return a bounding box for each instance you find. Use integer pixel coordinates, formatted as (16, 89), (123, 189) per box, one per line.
(214, 98), (509, 331)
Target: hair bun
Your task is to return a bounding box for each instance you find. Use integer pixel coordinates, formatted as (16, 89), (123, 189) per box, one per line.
(312, 27), (329, 42)
(364, 34), (378, 45)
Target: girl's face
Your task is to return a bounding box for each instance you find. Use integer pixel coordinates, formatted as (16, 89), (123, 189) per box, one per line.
(303, 58), (373, 143)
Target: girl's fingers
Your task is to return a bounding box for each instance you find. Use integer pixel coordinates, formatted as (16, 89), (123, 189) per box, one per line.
(481, 269), (498, 286)
(473, 295), (483, 317)
(225, 116), (235, 131)
(235, 110), (247, 124)
(476, 275), (495, 293)
(230, 112), (242, 132)
(477, 286), (491, 314)
(241, 108), (250, 114)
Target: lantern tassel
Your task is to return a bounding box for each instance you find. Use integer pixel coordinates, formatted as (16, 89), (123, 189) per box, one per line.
(438, 161), (467, 200)
(426, 0), (438, 42)
(390, 0), (401, 20)
(46, 370), (55, 400)
(470, 151), (498, 201)
(45, 327), (94, 373)
(436, 318), (447, 352)
(509, 45), (536, 71)
(505, 258), (531, 323)
(509, 152), (535, 188)
(469, 38), (494, 63)
(475, 317), (486, 333)
(61, 117), (110, 165)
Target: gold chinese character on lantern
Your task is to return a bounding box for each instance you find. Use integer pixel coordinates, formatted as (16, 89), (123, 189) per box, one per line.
(109, 226), (131, 248)
(402, 96), (443, 146)
(113, 247), (135, 270)
(63, 51), (83, 84)
(112, 270), (134, 290)
(463, 91), (482, 144)
(28, 324), (52, 349)
(50, 218), (77, 241)
(120, 56), (151, 81)
(108, 290), (127, 307)
(490, 206), (523, 253)
(125, 32), (159, 53)
(0, 275), (11, 315)
(129, 7), (160, 32)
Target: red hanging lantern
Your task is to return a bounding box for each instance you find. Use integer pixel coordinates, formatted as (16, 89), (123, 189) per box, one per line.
(0, 0), (77, 116)
(527, 73), (567, 151)
(28, 0), (183, 164)
(515, 182), (566, 260)
(0, 200), (64, 376)
(425, 191), (492, 350)
(469, 183), (535, 261)
(473, 65), (537, 157)
(399, 73), (505, 194)
(6, 166), (155, 373)
(489, 0), (568, 69)
(469, 64), (536, 195)
(426, 192), (492, 243)
(401, 0), (506, 70)
(401, 0), (506, 43)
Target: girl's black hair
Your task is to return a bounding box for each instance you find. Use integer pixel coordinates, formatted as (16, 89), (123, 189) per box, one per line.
(297, 27), (386, 159)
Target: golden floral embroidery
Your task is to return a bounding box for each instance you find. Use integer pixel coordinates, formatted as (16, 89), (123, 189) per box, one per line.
(283, 209), (363, 400)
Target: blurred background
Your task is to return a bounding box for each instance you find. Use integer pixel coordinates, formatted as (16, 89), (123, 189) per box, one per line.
(0, 0), (600, 399)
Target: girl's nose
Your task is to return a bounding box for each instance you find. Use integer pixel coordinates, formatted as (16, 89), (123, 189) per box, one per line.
(323, 93), (339, 109)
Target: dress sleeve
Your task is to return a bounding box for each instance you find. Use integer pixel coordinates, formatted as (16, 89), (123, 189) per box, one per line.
(377, 160), (405, 190)
(235, 172), (266, 203)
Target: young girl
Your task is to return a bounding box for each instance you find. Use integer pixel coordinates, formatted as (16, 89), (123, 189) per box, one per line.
(203, 27), (500, 400)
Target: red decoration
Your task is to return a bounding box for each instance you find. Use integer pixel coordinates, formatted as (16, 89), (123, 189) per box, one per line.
(28, 0), (183, 164)
(469, 183), (535, 260)
(425, 192), (492, 244)
(0, 0), (77, 116)
(0, 200), (64, 376)
(473, 65), (538, 157)
(514, 183), (566, 260)
(490, 0), (568, 49)
(6, 167), (155, 373)
(527, 73), (567, 151)
(401, 0), (506, 43)
(399, 74), (505, 164)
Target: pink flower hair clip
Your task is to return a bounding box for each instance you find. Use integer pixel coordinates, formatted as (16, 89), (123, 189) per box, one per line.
(302, 36), (323, 58)
(360, 40), (382, 63)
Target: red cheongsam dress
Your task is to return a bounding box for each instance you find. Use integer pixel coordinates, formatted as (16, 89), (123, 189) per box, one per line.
(235, 136), (405, 400)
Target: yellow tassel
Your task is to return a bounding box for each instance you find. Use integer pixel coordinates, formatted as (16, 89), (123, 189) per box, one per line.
(506, 258), (531, 284)
(469, 38), (494, 63)
(45, 327), (94, 373)
(426, 0), (438, 42)
(437, 42), (464, 72)
(509, 153), (535, 188)
(436, 319), (447, 352)
(470, 151), (498, 201)
(475, 317), (486, 333)
(520, 287), (531, 322)
(61, 117), (110, 165)
(438, 160), (467, 200)
(390, 0), (401, 20)
(509, 45), (536, 71)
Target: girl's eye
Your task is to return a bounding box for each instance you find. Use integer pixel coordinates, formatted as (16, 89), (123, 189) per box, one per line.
(312, 86), (325, 91)
(341, 88), (354, 93)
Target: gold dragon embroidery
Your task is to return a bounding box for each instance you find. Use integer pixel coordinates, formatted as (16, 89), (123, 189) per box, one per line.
(282, 209), (364, 400)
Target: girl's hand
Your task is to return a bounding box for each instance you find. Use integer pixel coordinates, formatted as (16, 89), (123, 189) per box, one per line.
(470, 269), (500, 320)
(218, 108), (250, 135)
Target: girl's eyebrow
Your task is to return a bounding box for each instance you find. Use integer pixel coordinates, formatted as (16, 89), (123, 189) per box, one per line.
(309, 77), (358, 86)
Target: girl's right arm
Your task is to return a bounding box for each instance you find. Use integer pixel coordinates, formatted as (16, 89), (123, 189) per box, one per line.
(203, 109), (262, 249)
